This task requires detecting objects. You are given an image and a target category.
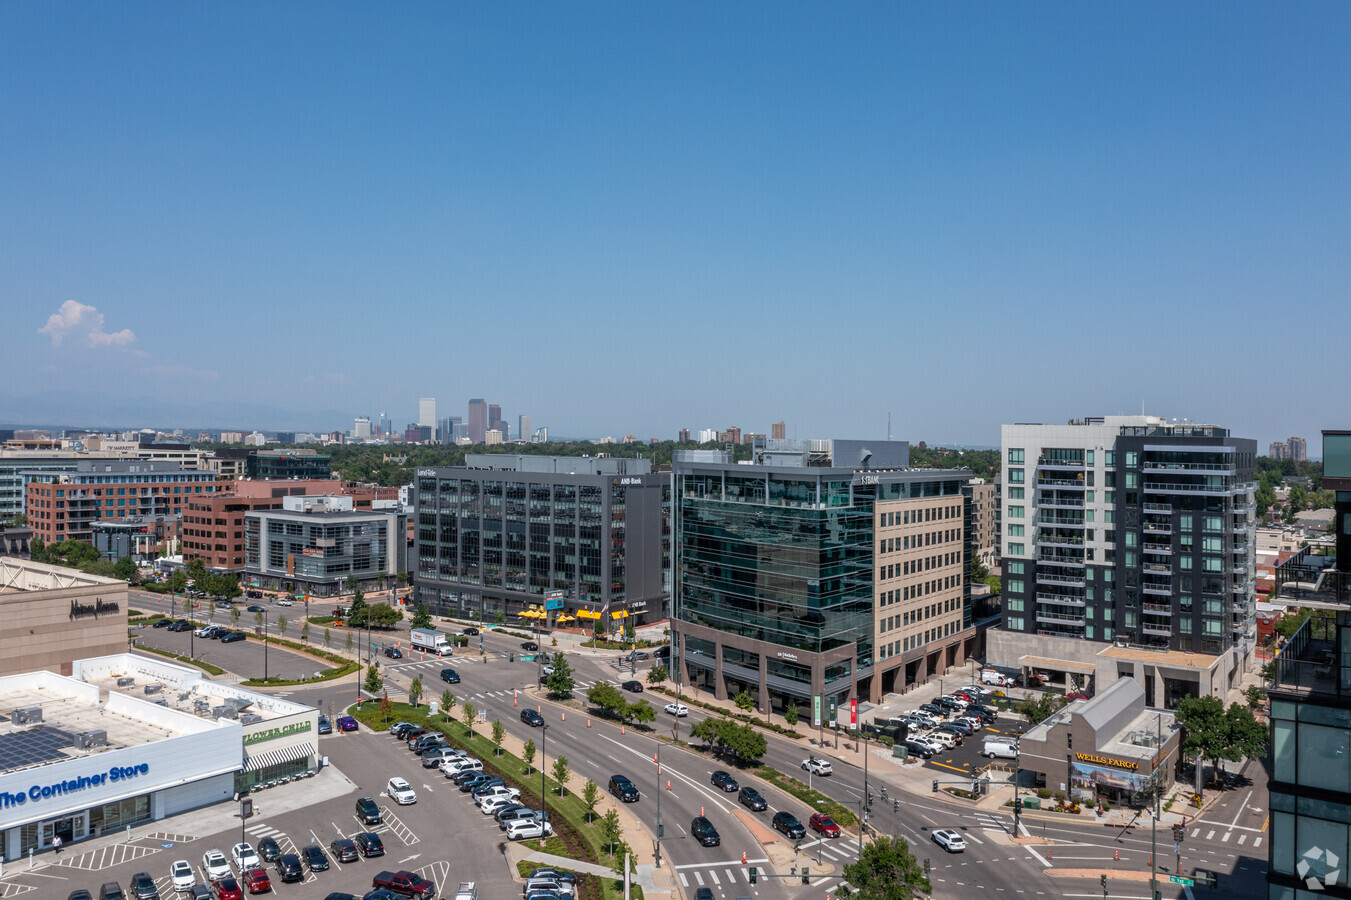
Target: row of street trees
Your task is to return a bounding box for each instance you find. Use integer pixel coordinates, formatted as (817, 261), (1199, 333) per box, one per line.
(585, 683), (655, 726)
(689, 716), (767, 764)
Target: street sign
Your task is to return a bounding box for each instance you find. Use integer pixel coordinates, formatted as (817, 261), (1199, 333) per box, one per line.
(1168, 875), (1194, 886)
(521, 655), (535, 661)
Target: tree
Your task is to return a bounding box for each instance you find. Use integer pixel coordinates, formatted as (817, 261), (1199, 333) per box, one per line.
(365, 603), (403, 629)
(439, 690), (456, 721)
(587, 683), (627, 719)
(187, 557), (207, 584)
(410, 603), (432, 630)
(277, 615), (288, 639)
(1224, 702), (1268, 765)
(168, 569), (188, 594)
(492, 719), (505, 756)
(344, 631), (354, 653)
(785, 704), (800, 727)
(625, 699), (656, 727)
(1016, 692), (1065, 725)
(1177, 695), (1238, 792)
(733, 690), (756, 713)
(523, 738), (536, 774)
(647, 663), (668, 686)
(1243, 685), (1267, 710)
(363, 664), (383, 694)
(690, 717), (766, 764)
(324, 627), (332, 648)
(599, 808), (622, 857)
(254, 610), (265, 632)
(545, 652), (575, 697)
(231, 606), (241, 629)
(300, 620), (311, 644)
(462, 701), (477, 735)
(840, 835), (931, 900)
(347, 589), (369, 627)
(582, 778), (600, 823)
(408, 675), (424, 708)
(29, 537), (46, 563)
(113, 556), (137, 582)
(551, 755), (571, 796)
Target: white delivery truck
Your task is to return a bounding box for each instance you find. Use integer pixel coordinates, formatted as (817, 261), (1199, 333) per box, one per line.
(410, 628), (454, 657)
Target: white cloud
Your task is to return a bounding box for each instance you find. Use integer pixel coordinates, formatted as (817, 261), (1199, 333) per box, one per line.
(38, 300), (137, 348)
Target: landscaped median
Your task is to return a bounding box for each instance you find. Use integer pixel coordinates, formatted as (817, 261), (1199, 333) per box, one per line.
(650, 685), (804, 740)
(347, 700), (644, 900)
(754, 766), (857, 829)
(240, 637), (359, 687)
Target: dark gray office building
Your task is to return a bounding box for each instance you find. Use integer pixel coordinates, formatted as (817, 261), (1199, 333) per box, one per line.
(412, 455), (670, 627)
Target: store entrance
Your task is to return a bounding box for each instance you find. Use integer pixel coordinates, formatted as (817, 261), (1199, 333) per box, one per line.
(53, 815), (77, 844)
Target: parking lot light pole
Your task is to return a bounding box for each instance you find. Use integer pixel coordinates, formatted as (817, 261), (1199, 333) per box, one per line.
(539, 723), (549, 849)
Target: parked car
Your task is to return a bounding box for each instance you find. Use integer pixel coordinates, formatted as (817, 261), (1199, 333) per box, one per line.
(608, 775), (640, 802)
(628, 651), (651, 661)
(370, 871), (436, 900)
(337, 716), (359, 732)
(219, 632), (246, 644)
(902, 740), (934, 759)
(810, 813), (841, 838)
(355, 797), (382, 826)
(933, 724), (965, 744)
(170, 860), (197, 892)
(152, 617), (173, 628)
(505, 820), (554, 842)
(691, 816), (721, 847)
(212, 878), (242, 900)
(664, 702), (688, 717)
(202, 850), (232, 882)
(396, 723), (427, 740)
(257, 838), (282, 863)
(167, 619), (193, 632)
(439, 668), (460, 684)
(330, 832), (359, 864)
(621, 680), (643, 693)
(230, 844), (260, 873)
(96, 887), (123, 900)
(272, 855), (303, 884)
(301, 845), (330, 872)
(711, 771), (738, 792)
(945, 719), (974, 735)
(130, 872), (160, 900)
(919, 703), (948, 720)
(354, 832), (385, 857)
(802, 757), (833, 776)
(738, 786), (767, 811)
(520, 709), (545, 726)
(317, 715), (333, 735)
(409, 733), (447, 753)
(241, 869), (270, 895)
(422, 746), (463, 768)
(772, 812), (805, 839)
(479, 795), (518, 816)
(386, 778), (417, 805)
(932, 829), (966, 852)
(383, 647), (403, 660)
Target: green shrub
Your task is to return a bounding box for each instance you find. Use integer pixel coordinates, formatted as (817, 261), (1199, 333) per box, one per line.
(1037, 788), (1052, 799)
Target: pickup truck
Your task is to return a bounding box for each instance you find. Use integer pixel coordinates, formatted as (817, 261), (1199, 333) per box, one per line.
(371, 870), (437, 899)
(453, 883), (477, 900)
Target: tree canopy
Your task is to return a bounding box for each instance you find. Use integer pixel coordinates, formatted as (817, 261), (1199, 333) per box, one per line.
(689, 717), (767, 764)
(1175, 695), (1267, 790)
(840, 836), (932, 900)
(545, 652), (575, 697)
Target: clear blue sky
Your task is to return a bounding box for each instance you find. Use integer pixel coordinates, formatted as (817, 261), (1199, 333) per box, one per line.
(3, 3), (1348, 449)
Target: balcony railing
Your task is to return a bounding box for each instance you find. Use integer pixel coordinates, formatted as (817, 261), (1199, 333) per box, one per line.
(1142, 543), (1172, 554)
(1143, 522), (1173, 534)
(1037, 457), (1085, 468)
(1036, 573), (1086, 587)
(1142, 462), (1236, 474)
(1037, 553), (1086, 568)
(1037, 533), (1085, 547)
(1142, 623), (1173, 636)
(1142, 582), (1173, 596)
(1038, 515), (1085, 527)
(1144, 481), (1234, 495)
(1037, 494), (1085, 508)
(1231, 580), (1251, 594)
(1143, 603), (1173, 615)
(1143, 502), (1172, 514)
(1144, 562), (1171, 573)
(1037, 593), (1086, 607)
(1036, 477), (1086, 488)
(1036, 610), (1087, 625)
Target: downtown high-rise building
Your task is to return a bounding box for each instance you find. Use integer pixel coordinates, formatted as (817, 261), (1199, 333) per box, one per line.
(489, 404), (506, 440)
(771, 421), (787, 440)
(518, 415), (531, 444)
(991, 415), (1257, 704)
(468, 399), (487, 444)
(418, 398), (437, 429)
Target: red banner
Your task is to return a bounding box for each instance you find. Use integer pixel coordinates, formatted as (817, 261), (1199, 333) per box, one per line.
(850, 698), (857, 726)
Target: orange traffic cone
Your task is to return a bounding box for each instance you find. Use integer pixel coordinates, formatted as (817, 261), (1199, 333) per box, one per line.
(666, 780), (671, 791)
(741, 851), (747, 864)
(561, 711), (565, 722)
(587, 718), (591, 728)
(1114, 848), (1119, 861)
(514, 692), (518, 707)
(621, 725), (626, 735)
(654, 751), (659, 763)
(701, 806), (705, 817)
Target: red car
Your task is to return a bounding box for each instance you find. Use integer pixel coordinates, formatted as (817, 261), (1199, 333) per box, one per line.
(809, 812), (841, 838)
(244, 868), (272, 894)
(214, 877), (244, 900)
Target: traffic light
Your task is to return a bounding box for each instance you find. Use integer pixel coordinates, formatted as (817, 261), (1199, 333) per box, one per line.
(1100, 873), (1108, 890)
(802, 867), (809, 885)
(1173, 824), (1185, 843)
(749, 867), (757, 884)
(923, 858), (931, 875)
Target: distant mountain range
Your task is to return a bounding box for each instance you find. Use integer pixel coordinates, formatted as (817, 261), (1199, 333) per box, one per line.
(0, 390), (347, 434)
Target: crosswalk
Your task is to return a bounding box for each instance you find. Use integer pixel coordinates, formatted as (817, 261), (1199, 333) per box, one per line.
(1190, 825), (1262, 847)
(673, 839), (862, 890)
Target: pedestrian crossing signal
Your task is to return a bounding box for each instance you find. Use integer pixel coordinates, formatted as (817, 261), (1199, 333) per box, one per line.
(749, 867), (757, 884)
(801, 867), (809, 885)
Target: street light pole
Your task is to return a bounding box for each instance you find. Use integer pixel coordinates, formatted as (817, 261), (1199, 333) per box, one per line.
(655, 743), (662, 868)
(1013, 742), (1022, 837)
(540, 723), (549, 849)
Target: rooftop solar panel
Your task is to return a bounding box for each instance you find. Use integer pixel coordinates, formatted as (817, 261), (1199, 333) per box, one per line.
(0, 727), (76, 771)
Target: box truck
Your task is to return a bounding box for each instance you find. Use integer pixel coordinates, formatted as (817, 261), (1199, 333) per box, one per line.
(410, 628), (453, 657)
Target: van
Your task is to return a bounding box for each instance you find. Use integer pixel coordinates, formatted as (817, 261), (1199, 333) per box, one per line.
(981, 669), (1011, 687)
(983, 738), (1018, 760)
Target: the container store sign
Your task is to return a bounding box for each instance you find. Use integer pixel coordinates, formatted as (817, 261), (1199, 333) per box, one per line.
(243, 721), (312, 746)
(0, 763), (150, 809)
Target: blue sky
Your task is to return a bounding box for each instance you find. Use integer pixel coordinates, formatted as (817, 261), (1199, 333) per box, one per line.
(2, 4), (1348, 449)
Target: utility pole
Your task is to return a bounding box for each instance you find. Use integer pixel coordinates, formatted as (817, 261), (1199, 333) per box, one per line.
(1013, 742), (1022, 836)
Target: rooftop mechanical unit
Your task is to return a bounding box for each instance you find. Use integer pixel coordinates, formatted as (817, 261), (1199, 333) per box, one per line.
(116, 677), (135, 687)
(143, 684), (162, 695)
(74, 730), (108, 750)
(212, 705), (238, 720)
(12, 707), (43, 726)
(239, 713), (263, 725)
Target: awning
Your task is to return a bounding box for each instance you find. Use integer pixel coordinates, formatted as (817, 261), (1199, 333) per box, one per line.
(1018, 654), (1097, 675)
(245, 743), (314, 773)
(576, 610), (602, 620)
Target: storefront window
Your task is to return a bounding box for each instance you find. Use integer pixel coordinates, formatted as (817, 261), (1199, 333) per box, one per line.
(89, 794), (151, 833)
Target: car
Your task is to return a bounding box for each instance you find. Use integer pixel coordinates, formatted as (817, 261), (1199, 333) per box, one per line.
(932, 829), (966, 852)
(468, 775), (506, 795)
(968, 705), (998, 723)
(628, 651), (651, 661)
(924, 730), (957, 749)
(337, 716), (359, 732)
(479, 795), (517, 816)
(506, 819), (554, 841)
(302, 845), (330, 872)
(219, 631), (246, 643)
(810, 813), (841, 837)
(355, 797), (383, 826)
(802, 757), (833, 776)
(242, 869), (271, 894)
(422, 746), (463, 768)
(441, 757), (483, 777)
(130, 872), (160, 900)
(695, 890), (714, 900)
(383, 647), (403, 659)
(520, 709), (545, 726)
(919, 703), (948, 720)
(457, 772), (493, 792)
(386, 777), (417, 805)
(167, 619), (192, 632)
(212, 879), (243, 900)
(326, 837), (358, 864)
(195, 624), (216, 637)
(945, 719), (974, 735)
(153, 617), (173, 628)
(257, 838), (281, 863)
(500, 809), (550, 831)
(493, 803), (528, 822)
(541, 665), (555, 676)
(275, 597), (293, 606)
(738, 786), (767, 811)
(472, 782), (519, 803)
(621, 680), (643, 693)
(362, 892), (401, 900)
(355, 832), (385, 857)
(691, 816), (721, 847)
(526, 869), (575, 887)
(399, 724), (429, 742)
(317, 715), (333, 735)
(521, 641), (539, 651)
(231, 844), (260, 872)
(273, 854), (303, 883)
(608, 775), (640, 802)
(664, 702), (688, 717)
(189, 889), (211, 900)
(439, 668), (460, 684)
(956, 715), (983, 733)
(169, 859), (197, 892)
(710, 771), (738, 792)
(938, 695), (969, 712)
(203, 850), (232, 882)
(409, 733), (447, 753)
(245, 605), (265, 613)
(98, 888), (126, 900)
(70, 891), (95, 900)
(215, 601), (233, 610)
(933, 724), (965, 744)
(389, 722), (416, 739)
(462, 627), (480, 635)
(902, 740), (933, 759)
(772, 811), (805, 838)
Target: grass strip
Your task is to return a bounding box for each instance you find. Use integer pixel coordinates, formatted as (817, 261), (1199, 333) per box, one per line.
(755, 766), (857, 828)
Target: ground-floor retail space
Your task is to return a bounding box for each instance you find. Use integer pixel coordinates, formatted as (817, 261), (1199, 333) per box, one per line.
(416, 584), (667, 631)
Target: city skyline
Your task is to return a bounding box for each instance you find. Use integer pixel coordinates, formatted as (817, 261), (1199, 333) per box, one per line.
(4, 5), (1348, 450)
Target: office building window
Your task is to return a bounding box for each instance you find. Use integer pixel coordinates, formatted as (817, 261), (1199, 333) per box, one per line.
(1009, 449), (1024, 464)
(1008, 505), (1024, 519)
(1008, 542), (1023, 555)
(1008, 487), (1024, 500)
(1009, 469), (1024, 484)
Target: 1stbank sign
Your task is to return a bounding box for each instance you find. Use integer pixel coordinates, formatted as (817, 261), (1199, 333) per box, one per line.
(69, 598), (120, 621)
(243, 721), (312, 746)
(1074, 752), (1139, 771)
(0, 763), (150, 810)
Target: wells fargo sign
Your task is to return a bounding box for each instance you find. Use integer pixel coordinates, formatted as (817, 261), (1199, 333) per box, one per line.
(1074, 752), (1139, 771)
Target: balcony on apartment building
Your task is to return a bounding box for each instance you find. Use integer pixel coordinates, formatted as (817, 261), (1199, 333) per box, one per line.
(1037, 550), (1086, 568)
(1142, 542), (1172, 555)
(1142, 577), (1173, 595)
(1038, 513), (1085, 528)
(1141, 621), (1173, 637)
(1141, 461), (1237, 475)
(1036, 592), (1086, 607)
(1036, 531), (1085, 548)
(1036, 609), (1087, 627)
(1036, 570), (1086, 588)
(1036, 491), (1085, 508)
(1142, 602), (1173, 615)
(1036, 456), (1086, 470)
(1036, 475), (1087, 489)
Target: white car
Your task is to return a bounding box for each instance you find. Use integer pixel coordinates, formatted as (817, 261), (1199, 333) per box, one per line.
(932, 829), (966, 852)
(506, 819), (554, 841)
(802, 757), (833, 776)
(480, 795), (517, 816)
(956, 716), (983, 733)
(906, 710), (939, 727)
(169, 859), (196, 892)
(230, 842), (260, 872)
(924, 730), (957, 749)
(195, 624), (216, 637)
(202, 849), (232, 882)
(275, 598), (294, 606)
(387, 776), (417, 804)
(542, 665), (555, 676)
(441, 757), (483, 777)
(664, 703), (688, 717)
(474, 786), (521, 807)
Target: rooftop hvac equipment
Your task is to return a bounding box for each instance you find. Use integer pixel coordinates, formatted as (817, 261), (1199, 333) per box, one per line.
(74, 730), (108, 750)
(224, 697), (252, 712)
(116, 677), (135, 687)
(143, 684), (162, 695)
(212, 705), (238, 720)
(193, 700), (211, 715)
(153, 699), (167, 707)
(239, 713), (263, 725)
(12, 707), (43, 726)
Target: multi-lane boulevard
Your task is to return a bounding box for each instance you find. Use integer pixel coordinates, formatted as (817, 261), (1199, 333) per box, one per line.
(122, 592), (1269, 898)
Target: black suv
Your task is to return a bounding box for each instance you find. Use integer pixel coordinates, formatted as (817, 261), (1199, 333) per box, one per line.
(274, 854), (303, 883)
(608, 775), (639, 802)
(355, 797), (382, 825)
(520, 709), (544, 726)
(98, 885), (125, 900)
(259, 837), (282, 862)
(738, 786), (767, 811)
(301, 844), (329, 872)
(710, 771), (738, 792)
(691, 816), (721, 847)
(772, 811), (806, 839)
(355, 832), (385, 857)
(440, 668), (460, 684)
(128, 873), (159, 900)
